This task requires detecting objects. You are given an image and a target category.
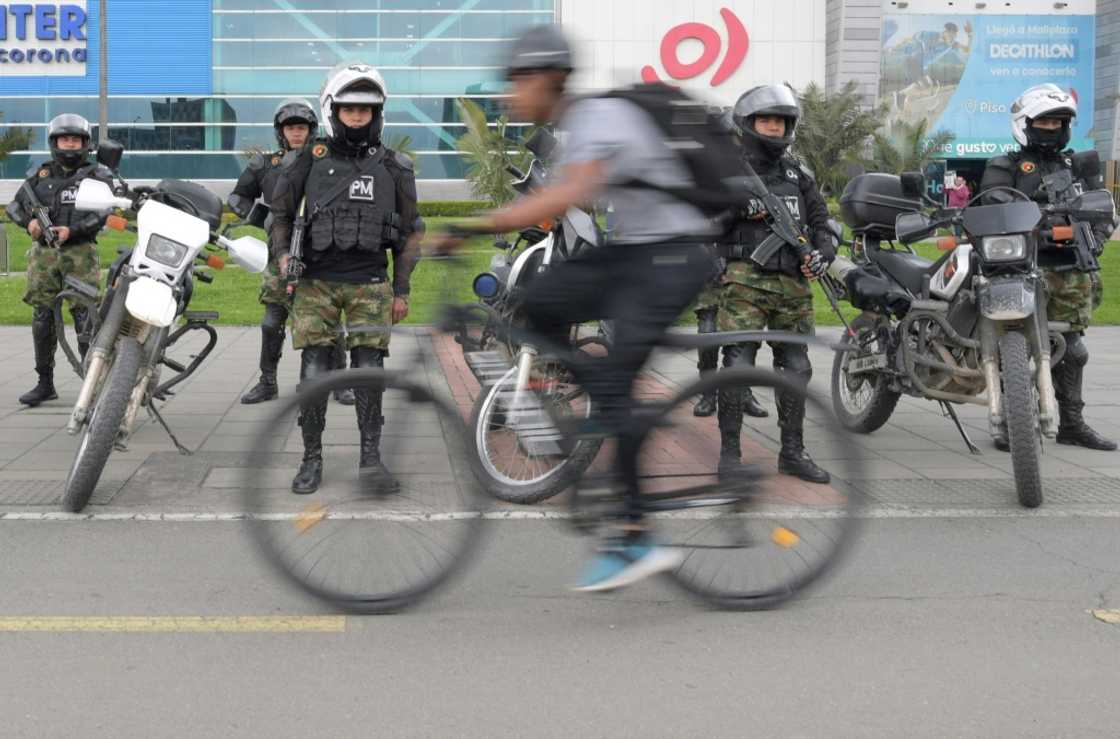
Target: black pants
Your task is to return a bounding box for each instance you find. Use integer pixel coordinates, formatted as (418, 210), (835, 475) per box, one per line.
(522, 242), (715, 521)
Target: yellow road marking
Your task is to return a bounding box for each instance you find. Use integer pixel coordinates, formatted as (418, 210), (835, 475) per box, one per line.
(1090, 609), (1120, 625)
(0, 616), (345, 633)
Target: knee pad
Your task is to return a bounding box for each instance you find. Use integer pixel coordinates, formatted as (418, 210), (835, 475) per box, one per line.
(1062, 332), (1088, 368)
(298, 345), (334, 382)
(722, 341), (760, 369)
(773, 343), (812, 382)
(262, 303), (288, 335)
(350, 347), (386, 369)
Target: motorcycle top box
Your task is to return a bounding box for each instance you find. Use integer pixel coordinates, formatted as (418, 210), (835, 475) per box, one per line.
(839, 173), (922, 239)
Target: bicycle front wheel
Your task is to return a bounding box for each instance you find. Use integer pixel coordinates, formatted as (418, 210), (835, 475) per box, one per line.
(628, 367), (865, 610)
(240, 368), (488, 614)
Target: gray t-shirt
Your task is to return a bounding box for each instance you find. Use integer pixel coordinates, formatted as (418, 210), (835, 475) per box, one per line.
(556, 97), (717, 245)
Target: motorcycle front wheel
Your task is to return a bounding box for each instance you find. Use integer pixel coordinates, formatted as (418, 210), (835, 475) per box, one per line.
(62, 336), (143, 512)
(999, 331), (1043, 508)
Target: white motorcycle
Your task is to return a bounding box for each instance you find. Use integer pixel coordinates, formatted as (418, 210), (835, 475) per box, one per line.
(62, 142), (269, 512)
(452, 129), (609, 504)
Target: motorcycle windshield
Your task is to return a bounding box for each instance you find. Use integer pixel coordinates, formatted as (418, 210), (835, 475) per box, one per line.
(961, 201), (1041, 237)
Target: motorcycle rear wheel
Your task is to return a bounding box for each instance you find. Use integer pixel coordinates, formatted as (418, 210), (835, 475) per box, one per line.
(831, 318), (901, 433)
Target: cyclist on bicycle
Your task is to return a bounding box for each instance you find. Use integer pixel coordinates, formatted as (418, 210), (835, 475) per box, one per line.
(435, 25), (720, 592)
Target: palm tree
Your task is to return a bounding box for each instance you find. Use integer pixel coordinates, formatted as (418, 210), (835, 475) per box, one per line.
(793, 81), (885, 196)
(0, 113), (32, 177)
(454, 98), (532, 206)
(869, 119), (955, 174)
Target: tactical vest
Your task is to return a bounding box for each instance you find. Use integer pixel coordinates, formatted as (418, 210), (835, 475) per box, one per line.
(304, 145), (401, 260)
(25, 160), (105, 243)
(1004, 149), (1080, 205)
(727, 155), (810, 277)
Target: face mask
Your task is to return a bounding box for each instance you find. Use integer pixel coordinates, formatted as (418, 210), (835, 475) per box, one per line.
(55, 149), (86, 168)
(1027, 124), (1069, 152)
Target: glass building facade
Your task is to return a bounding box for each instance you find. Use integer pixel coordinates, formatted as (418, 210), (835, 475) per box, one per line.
(0, 0), (555, 180)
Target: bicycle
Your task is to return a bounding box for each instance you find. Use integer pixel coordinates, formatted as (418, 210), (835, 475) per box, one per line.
(239, 254), (866, 613)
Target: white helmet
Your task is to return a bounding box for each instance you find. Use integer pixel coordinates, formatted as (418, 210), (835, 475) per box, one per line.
(1010, 84), (1077, 150)
(319, 61), (388, 144)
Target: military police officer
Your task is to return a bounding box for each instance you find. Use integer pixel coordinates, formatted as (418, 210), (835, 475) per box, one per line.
(7, 114), (112, 406)
(715, 85), (834, 483)
(230, 98), (354, 406)
(980, 84), (1115, 452)
(270, 62), (421, 495)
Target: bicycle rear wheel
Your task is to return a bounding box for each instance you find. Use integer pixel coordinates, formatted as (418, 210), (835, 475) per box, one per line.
(240, 368), (488, 614)
(595, 367), (865, 610)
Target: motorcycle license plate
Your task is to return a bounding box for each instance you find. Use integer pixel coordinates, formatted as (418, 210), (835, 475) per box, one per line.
(848, 353), (888, 374)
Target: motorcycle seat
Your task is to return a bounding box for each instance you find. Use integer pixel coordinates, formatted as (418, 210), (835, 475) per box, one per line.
(872, 249), (938, 296)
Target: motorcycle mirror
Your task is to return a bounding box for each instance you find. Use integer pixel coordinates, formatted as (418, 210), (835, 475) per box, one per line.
(223, 235), (269, 273)
(900, 171), (925, 199)
(246, 201), (270, 229)
(96, 139), (124, 171)
(895, 212), (933, 244)
(1070, 189), (1117, 223)
(1072, 150), (1101, 180)
(75, 178), (131, 213)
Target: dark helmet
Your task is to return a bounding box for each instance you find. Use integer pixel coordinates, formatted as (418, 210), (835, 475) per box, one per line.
(505, 24), (574, 78)
(48, 113), (92, 169)
(319, 61), (387, 152)
(732, 84), (801, 158)
(273, 97), (318, 150)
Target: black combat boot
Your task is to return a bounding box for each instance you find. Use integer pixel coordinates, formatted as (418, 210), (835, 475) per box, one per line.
(1054, 333), (1116, 451)
(716, 383), (745, 476)
(693, 308), (719, 417)
(352, 347), (399, 494)
(242, 325), (284, 404)
(773, 344), (830, 484)
(331, 336), (355, 405)
(19, 307), (58, 407)
(291, 347), (332, 494)
(775, 398), (830, 484)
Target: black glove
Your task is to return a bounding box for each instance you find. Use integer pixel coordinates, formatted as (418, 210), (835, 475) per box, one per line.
(805, 249), (830, 278)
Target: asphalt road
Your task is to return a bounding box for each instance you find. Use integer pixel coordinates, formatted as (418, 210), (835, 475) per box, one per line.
(2, 514), (1118, 738)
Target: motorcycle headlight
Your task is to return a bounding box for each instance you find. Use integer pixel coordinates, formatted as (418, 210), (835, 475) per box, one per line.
(981, 234), (1026, 262)
(473, 272), (501, 300)
(146, 234), (189, 268)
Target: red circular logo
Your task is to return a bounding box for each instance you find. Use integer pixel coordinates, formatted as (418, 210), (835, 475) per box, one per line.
(641, 8), (749, 87)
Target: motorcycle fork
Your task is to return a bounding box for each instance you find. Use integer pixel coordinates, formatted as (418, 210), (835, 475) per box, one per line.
(979, 317), (1004, 439)
(118, 326), (168, 447)
(1028, 291), (1059, 438)
(510, 345), (538, 419)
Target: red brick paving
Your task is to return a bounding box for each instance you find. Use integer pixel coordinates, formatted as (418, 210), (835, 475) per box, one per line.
(431, 331), (845, 506)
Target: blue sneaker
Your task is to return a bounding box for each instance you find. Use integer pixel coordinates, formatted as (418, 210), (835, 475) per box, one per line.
(573, 536), (685, 593)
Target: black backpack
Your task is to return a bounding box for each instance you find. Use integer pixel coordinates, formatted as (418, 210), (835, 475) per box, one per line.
(601, 83), (746, 217)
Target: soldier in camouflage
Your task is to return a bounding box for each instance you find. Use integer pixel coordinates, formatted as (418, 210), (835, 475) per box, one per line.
(6, 114), (111, 406)
(980, 84), (1115, 452)
(270, 62), (421, 495)
(715, 86), (835, 484)
(229, 98), (355, 407)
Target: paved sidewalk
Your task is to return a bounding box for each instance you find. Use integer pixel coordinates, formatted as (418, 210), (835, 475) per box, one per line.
(1, 325), (1119, 513)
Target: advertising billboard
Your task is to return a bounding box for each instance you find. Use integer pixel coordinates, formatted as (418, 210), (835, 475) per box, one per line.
(879, 6), (1095, 158)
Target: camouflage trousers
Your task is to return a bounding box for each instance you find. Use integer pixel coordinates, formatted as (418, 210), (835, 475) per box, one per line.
(23, 243), (100, 309)
(694, 283), (722, 315)
(259, 258), (289, 306)
(716, 261), (815, 335)
(1043, 268), (1097, 333)
(291, 278), (393, 351)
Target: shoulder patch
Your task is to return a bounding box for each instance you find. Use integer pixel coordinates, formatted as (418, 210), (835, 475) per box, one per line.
(38, 167), (50, 179)
(271, 155), (282, 167)
(312, 143), (328, 159)
(1020, 161), (1036, 174)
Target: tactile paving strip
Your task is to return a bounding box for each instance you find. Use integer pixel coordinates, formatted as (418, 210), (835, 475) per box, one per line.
(852, 477), (1120, 506)
(0, 479), (125, 506)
